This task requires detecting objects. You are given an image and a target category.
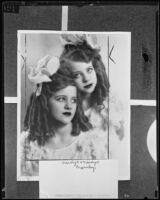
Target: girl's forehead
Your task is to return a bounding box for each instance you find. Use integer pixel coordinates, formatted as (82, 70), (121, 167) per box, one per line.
(69, 61), (92, 71)
(53, 85), (77, 96)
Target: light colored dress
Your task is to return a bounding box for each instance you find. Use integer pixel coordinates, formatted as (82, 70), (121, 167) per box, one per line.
(20, 129), (108, 177)
(84, 94), (125, 159)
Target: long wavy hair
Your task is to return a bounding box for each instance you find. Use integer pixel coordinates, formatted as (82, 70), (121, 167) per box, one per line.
(24, 67), (92, 146)
(60, 41), (110, 107)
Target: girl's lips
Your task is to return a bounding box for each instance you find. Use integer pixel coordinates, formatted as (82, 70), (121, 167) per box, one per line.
(62, 112), (72, 116)
(84, 83), (93, 89)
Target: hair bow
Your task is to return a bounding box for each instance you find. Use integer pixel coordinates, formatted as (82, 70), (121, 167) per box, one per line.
(28, 55), (60, 96)
(59, 34), (100, 51)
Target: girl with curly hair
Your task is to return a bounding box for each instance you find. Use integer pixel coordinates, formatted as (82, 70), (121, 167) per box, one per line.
(59, 34), (125, 159)
(20, 55), (108, 178)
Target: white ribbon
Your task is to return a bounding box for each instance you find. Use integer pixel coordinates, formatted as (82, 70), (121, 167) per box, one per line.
(28, 55), (60, 96)
(59, 34), (100, 51)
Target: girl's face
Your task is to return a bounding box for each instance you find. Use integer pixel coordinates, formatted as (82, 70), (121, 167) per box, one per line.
(69, 61), (97, 94)
(49, 86), (77, 125)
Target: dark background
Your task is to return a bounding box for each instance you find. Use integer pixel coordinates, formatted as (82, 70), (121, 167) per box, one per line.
(3, 2), (158, 199)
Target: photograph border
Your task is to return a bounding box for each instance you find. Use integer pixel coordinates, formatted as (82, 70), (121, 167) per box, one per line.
(17, 30), (131, 181)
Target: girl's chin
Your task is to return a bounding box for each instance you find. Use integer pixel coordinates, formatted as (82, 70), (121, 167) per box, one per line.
(82, 87), (96, 94)
(52, 118), (73, 126)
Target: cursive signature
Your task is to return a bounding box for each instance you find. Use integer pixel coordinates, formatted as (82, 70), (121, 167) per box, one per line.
(62, 160), (100, 172)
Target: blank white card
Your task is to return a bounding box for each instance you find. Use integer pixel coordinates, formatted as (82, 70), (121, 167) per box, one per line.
(39, 160), (118, 199)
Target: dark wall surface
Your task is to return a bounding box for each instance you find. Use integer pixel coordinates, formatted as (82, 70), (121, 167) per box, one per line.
(68, 5), (157, 100)
(4, 3), (158, 199)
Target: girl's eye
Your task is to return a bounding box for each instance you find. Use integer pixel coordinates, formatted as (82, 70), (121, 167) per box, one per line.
(71, 98), (77, 103)
(87, 67), (93, 73)
(73, 73), (81, 79)
(57, 97), (65, 102)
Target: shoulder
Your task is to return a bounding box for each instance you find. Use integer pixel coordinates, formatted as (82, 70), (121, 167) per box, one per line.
(77, 130), (104, 144)
(76, 130), (108, 159)
(101, 92), (123, 111)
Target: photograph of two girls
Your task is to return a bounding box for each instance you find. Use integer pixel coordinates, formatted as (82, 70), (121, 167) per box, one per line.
(17, 32), (131, 181)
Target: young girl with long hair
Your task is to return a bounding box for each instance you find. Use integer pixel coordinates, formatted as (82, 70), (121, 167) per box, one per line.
(20, 55), (108, 177)
(59, 34), (125, 158)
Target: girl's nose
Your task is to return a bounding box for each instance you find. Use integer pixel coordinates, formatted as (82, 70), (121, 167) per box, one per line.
(82, 74), (89, 83)
(64, 100), (72, 110)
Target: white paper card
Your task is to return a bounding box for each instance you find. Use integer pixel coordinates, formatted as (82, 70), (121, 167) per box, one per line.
(39, 160), (118, 199)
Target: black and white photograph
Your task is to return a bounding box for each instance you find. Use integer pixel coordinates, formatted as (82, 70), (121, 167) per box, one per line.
(3, 2), (158, 199)
(17, 31), (131, 181)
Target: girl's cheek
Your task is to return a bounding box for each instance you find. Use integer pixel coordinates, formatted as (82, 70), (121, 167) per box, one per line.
(74, 105), (77, 113)
(94, 73), (98, 84)
(54, 101), (65, 108)
(75, 80), (83, 88)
